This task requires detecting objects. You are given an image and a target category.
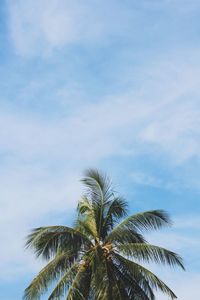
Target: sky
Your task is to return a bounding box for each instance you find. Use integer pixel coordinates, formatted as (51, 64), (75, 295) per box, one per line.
(1, 0), (200, 299)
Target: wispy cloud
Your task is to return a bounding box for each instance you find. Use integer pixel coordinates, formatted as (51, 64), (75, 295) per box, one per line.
(0, 162), (81, 280)
(175, 215), (200, 230)
(147, 216), (200, 299)
(1, 56), (200, 163)
(2, 2), (200, 296)
(130, 171), (164, 188)
(1, 57), (200, 278)
(7, 0), (131, 56)
(7, 0), (200, 57)
(156, 272), (200, 300)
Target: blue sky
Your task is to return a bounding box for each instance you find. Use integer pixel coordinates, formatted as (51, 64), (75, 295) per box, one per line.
(1, 0), (200, 299)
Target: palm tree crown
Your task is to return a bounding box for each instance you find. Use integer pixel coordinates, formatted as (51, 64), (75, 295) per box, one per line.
(24, 169), (184, 300)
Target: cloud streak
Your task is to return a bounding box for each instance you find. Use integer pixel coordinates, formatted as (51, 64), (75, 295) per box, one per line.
(2, 2), (200, 298)
(1, 56), (200, 280)
(1, 56), (200, 163)
(7, 0), (131, 56)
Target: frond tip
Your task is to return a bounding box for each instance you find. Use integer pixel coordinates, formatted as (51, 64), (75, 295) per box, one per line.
(117, 243), (185, 270)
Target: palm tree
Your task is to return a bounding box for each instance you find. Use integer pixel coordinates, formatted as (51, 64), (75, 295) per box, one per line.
(24, 169), (184, 300)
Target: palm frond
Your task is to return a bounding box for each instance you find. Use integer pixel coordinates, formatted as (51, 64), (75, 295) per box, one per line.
(66, 265), (91, 300)
(48, 263), (79, 300)
(82, 168), (113, 203)
(117, 243), (185, 269)
(105, 259), (130, 300)
(101, 196), (128, 239)
(24, 169), (184, 300)
(26, 226), (93, 259)
(110, 260), (150, 300)
(23, 252), (75, 300)
(81, 169), (115, 239)
(106, 226), (146, 245)
(113, 253), (178, 299)
(77, 197), (93, 215)
(75, 219), (97, 240)
(106, 210), (171, 244)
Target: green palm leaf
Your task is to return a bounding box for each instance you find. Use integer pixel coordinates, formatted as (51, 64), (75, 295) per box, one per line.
(102, 196), (128, 238)
(113, 253), (178, 299)
(48, 263), (79, 300)
(26, 226), (93, 259)
(106, 210), (171, 243)
(81, 169), (113, 203)
(23, 252), (75, 300)
(66, 265), (91, 300)
(24, 169), (184, 300)
(117, 243), (185, 269)
(110, 257), (152, 300)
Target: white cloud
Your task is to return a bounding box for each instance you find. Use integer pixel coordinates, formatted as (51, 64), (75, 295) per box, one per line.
(7, 0), (130, 56)
(155, 272), (200, 300)
(0, 163), (81, 280)
(1, 72), (200, 279)
(3, 2), (200, 297)
(140, 99), (200, 163)
(146, 218), (200, 299)
(148, 214), (200, 252)
(148, 230), (200, 255)
(175, 216), (200, 230)
(7, 0), (82, 55)
(7, 0), (200, 57)
(130, 171), (164, 188)
(2, 57), (200, 163)
(2, 18), (200, 284)
(1, 53), (200, 265)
